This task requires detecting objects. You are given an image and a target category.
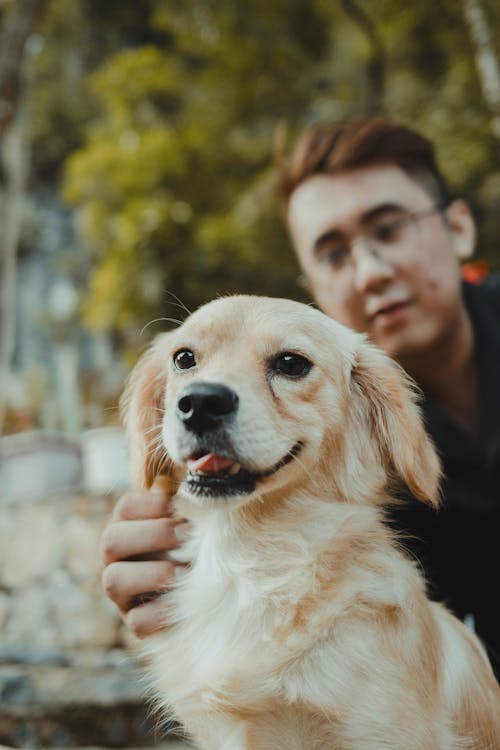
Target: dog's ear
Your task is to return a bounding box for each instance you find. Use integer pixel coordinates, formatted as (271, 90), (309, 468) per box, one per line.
(120, 333), (173, 489)
(351, 342), (441, 507)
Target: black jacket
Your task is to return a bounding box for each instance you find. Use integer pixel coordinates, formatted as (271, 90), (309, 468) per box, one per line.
(389, 277), (500, 680)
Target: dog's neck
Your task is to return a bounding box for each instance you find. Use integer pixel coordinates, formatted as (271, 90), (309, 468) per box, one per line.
(174, 487), (390, 569)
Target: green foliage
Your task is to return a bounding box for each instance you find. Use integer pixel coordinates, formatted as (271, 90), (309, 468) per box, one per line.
(63, 3), (333, 336)
(29, 0), (167, 180)
(59, 0), (500, 340)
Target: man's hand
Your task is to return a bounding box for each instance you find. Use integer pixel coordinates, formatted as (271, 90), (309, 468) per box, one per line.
(100, 489), (189, 638)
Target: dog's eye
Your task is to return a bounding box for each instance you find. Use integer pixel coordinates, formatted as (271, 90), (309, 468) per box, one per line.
(173, 349), (196, 370)
(271, 352), (312, 378)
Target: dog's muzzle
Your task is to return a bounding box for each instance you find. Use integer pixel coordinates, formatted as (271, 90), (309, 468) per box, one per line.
(175, 382), (303, 500)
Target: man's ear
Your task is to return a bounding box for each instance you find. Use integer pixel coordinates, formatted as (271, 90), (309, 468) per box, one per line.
(444, 199), (476, 261)
(120, 333), (173, 489)
(351, 343), (441, 507)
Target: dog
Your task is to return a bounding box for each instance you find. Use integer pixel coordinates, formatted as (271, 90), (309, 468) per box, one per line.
(122, 295), (500, 750)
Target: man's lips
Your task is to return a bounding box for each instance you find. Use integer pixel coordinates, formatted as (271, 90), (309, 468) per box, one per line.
(368, 299), (413, 324)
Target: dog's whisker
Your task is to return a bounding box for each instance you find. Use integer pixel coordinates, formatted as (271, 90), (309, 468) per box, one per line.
(142, 410), (164, 422)
(162, 290), (192, 317)
(288, 449), (316, 485)
(142, 424), (164, 439)
(145, 437), (166, 454)
(140, 407), (166, 419)
(140, 317), (184, 336)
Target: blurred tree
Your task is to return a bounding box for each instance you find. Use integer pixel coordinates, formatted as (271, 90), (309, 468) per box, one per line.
(462, 0), (500, 122)
(339, 0), (386, 111)
(0, 0), (173, 430)
(0, 0), (47, 431)
(63, 1), (338, 340)
(358, 0), (500, 270)
(28, 0), (175, 183)
(59, 0), (500, 344)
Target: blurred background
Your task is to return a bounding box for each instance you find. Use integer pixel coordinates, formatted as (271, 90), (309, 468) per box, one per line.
(1, 0), (499, 748)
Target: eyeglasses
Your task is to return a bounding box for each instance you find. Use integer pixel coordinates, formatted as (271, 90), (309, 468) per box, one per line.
(309, 205), (444, 279)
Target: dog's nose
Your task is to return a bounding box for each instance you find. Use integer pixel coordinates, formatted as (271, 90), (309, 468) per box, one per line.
(177, 382), (239, 435)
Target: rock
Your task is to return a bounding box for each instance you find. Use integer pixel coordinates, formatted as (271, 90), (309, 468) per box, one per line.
(0, 486), (158, 747)
(0, 654), (173, 748)
(0, 431), (82, 504)
(1, 507), (61, 589)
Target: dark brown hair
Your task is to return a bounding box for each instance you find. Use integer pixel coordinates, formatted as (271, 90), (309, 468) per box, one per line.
(276, 117), (451, 210)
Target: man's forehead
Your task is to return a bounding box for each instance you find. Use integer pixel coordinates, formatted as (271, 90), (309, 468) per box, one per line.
(287, 167), (435, 261)
(288, 165), (430, 225)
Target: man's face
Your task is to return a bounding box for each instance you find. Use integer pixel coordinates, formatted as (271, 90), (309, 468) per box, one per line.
(287, 164), (475, 363)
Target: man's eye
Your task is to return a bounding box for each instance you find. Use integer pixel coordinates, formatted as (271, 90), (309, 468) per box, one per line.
(320, 246), (349, 268)
(173, 349), (196, 370)
(270, 352), (312, 378)
(373, 218), (405, 243)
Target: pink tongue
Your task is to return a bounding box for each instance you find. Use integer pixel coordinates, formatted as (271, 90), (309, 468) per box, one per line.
(187, 453), (234, 474)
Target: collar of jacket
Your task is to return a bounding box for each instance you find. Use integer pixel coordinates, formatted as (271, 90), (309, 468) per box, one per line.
(423, 277), (500, 468)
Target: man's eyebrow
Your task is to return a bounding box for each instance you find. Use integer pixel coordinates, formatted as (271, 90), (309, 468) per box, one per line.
(312, 202), (406, 256)
(361, 202), (405, 224)
(313, 228), (342, 256)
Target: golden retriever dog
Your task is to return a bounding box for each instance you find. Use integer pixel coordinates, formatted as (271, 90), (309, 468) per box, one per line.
(122, 295), (500, 750)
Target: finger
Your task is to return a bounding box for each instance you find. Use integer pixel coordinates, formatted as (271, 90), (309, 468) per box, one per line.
(102, 559), (175, 612)
(124, 597), (173, 638)
(111, 490), (173, 522)
(100, 517), (189, 567)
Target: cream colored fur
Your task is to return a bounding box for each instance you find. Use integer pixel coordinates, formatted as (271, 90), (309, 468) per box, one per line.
(122, 295), (500, 750)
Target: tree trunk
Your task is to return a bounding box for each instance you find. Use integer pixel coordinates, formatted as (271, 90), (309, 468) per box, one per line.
(462, 0), (500, 129)
(340, 0), (386, 113)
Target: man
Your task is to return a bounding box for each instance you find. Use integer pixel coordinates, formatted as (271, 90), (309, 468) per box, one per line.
(101, 117), (500, 678)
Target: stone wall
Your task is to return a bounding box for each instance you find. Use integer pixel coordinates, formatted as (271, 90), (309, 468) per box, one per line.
(0, 488), (175, 748)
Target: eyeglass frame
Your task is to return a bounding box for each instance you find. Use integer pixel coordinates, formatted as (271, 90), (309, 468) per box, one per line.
(296, 203), (447, 289)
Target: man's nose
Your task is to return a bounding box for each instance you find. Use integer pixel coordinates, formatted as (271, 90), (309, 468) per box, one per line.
(352, 243), (395, 293)
(177, 382), (239, 435)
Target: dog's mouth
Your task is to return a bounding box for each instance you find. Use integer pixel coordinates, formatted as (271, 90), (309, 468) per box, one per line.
(184, 441), (303, 498)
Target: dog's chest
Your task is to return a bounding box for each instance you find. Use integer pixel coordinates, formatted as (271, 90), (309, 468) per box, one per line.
(147, 525), (316, 709)
(146, 579), (289, 716)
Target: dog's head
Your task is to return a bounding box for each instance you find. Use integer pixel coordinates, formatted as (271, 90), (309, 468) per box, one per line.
(122, 295), (440, 509)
